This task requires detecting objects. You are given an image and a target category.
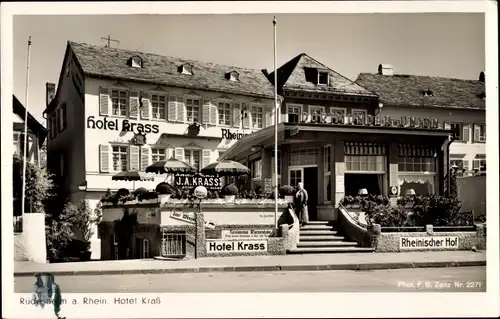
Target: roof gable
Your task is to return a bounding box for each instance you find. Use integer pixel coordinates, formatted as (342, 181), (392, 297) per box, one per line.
(13, 95), (48, 146)
(355, 73), (485, 110)
(272, 53), (376, 97)
(68, 41), (275, 99)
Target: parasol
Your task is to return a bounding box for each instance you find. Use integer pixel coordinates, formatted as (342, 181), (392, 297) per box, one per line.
(112, 170), (154, 190)
(145, 157), (197, 175)
(200, 160), (250, 176)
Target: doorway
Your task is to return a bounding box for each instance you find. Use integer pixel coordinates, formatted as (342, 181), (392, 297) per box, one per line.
(303, 167), (318, 221)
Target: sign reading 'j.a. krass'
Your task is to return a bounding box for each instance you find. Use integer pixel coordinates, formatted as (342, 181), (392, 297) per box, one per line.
(206, 240), (267, 253)
(399, 236), (459, 250)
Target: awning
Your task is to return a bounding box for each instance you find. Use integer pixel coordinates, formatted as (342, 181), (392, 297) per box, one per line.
(474, 154), (486, 159)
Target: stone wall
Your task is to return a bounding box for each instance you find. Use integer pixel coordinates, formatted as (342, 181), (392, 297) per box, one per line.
(14, 233), (28, 261)
(375, 224), (486, 252)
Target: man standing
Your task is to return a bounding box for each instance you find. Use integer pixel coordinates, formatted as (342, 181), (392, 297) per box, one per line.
(295, 182), (309, 226)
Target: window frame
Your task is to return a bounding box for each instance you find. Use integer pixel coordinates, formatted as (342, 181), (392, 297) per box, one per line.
(217, 100), (232, 127)
(151, 147), (168, 163)
(184, 148), (202, 172)
(185, 97), (201, 124)
(345, 155), (387, 174)
(150, 92), (167, 120)
(309, 106), (325, 123)
(317, 71), (329, 86)
(251, 158), (263, 180)
(472, 157), (486, 170)
(474, 123), (486, 143)
(250, 104), (264, 129)
(110, 88), (129, 117)
(287, 103), (303, 123)
(449, 122), (463, 141)
(351, 109), (368, 125)
(111, 144), (129, 172)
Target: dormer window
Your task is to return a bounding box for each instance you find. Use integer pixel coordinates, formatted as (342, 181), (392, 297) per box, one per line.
(180, 64), (193, 75)
(421, 89), (434, 97)
(477, 92), (486, 100)
(318, 71), (329, 85)
(226, 71), (240, 82)
(128, 56), (143, 68)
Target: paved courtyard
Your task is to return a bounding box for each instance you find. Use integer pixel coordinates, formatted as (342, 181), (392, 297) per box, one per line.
(15, 266), (486, 293)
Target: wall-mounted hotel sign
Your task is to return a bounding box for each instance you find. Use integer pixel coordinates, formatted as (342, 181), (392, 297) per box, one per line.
(221, 128), (250, 140)
(87, 116), (160, 134)
(302, 112), (441, 129)
(174, 173), (222, 190)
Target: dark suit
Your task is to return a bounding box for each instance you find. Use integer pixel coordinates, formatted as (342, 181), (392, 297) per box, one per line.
(295, 188), (309, 223)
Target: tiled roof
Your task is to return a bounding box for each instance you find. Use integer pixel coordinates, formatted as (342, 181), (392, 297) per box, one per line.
(268, 53), (377, 97)
(355, 73), (485, 110)
(13, 95), (47, 146)
(68, 42), (275, 99)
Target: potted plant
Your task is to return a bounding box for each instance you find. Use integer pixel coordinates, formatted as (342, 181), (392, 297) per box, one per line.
(156, 182), (175, 204)
(222, 183), (239, 203)
(279, 185), (295, 203)
(62, 200), (102, 261)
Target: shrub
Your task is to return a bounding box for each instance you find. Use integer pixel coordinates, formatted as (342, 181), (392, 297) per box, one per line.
(156, 182), (175, 195)
(137, 191), (159, 201)
(279, 185), (295, 197)
(46, 216), (75, 261)
(117, 188), (130, 197)
(133, 187), (148, 196)
(222, 183), (239, 196)
(61, 200), (102, 251)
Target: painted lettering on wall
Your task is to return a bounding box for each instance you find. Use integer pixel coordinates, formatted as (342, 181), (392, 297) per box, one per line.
(206, 240), (267, 253)
(221, 229), (273, 240)
(399, 236), (459, 250)
(221, 128), (250, 140)
(87, 116), (160, 134)
(169, 211), (216, 229)
(174, 173), (222, 190)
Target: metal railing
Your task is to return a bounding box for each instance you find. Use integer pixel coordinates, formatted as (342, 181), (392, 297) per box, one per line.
(161, 231), (186, 258)
(14, 216), (23, 233)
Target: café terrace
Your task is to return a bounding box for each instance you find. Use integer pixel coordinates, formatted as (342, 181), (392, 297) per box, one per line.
(220, 112), (453, 222)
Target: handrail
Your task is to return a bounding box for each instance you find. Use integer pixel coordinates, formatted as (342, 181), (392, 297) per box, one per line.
(338, 204), (374, 248)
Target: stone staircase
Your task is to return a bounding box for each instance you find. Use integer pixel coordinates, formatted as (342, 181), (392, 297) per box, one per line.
(287, 221), (375, 254)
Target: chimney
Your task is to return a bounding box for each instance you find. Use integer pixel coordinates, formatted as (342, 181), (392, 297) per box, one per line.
(378, 64), (394, 76)
(479, 71), (485, 83)
(46, 82), (56, 107)
(261, 69), (269, 77)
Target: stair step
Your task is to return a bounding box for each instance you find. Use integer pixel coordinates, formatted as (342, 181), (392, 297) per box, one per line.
(297, 241), (359, 248)
(288, 247), (375, 254)
(304, 221), (331, 225)
(300, 224), (334, 230)
(299, 235), (346, 241)
(299, 230), (339, 236)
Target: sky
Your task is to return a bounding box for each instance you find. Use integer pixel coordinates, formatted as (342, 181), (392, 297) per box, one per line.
(13, 13), (485, 124)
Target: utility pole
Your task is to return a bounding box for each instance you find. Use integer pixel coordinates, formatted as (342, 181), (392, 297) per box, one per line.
(101, 35), (120, 48)
(273, 17), (279, 227)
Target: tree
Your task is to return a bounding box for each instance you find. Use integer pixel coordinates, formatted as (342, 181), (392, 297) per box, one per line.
(62, 200), (102, 252)
(13, 153), (54, 215)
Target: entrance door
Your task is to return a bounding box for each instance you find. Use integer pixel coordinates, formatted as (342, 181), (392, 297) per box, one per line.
(303, 167), (318, 221)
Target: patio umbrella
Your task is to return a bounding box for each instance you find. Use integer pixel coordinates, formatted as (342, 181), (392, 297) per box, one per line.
(112, 170), (154, 190)
(200, 160), (250, 176)
(145, 157), (197, 175)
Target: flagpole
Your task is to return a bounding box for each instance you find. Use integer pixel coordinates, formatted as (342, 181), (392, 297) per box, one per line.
(273, 17), (278, 227)
(21, 36), (33, 218)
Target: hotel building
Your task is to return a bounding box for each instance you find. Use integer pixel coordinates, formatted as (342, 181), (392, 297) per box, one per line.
(221, 54), (455, 222)
(44, 41), (276, 258)
(355, 65), (486, 176)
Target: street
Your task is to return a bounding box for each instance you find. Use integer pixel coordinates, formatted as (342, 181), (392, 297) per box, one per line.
(14, 266), (486, 293)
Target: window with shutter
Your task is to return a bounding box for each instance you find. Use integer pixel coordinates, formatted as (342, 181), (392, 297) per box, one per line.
(177, 97), (186, 123)
(99, 144), (111, 173)
(111, 89), (128, 117)
(473, 124), (486, 142)
(168, 96), (177, 122)
(233, 103), (241, 128)
(185, 98), (200, 123)
(174, 147), (185, 162)
(202, 149), (211, 169)
(99, 87), (110, 116)
(129, 145), (140, 170)
(129, 91), (139, 119)
(242, 103), (250, 129)
(151, 93), (167, 120)
(141, 146), (150, 171)
(140, 92), (151, 120)
(202, 99), (211, 124)
(462, 124), (470, 142)
(209, 101), (217, 125)
(450, 122), (462, 140)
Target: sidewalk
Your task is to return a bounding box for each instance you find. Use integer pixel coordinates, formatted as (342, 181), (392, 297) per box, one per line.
(14, 250), (486, 277)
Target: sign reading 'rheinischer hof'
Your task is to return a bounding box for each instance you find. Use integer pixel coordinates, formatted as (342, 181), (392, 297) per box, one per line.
(399, 236), (459, 250)
(206, 240), (267, 254)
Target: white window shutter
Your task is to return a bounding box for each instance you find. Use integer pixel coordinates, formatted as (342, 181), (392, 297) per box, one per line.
(473, 124), (480, 142)
(209, 101), (217, 125)
(99, 144), (110, 173)
(141, 146), (150, 171)
(174, 147), (185, 162)
(140, 92), (151, 120)
(129, 145), (140, 170)
(462, 124), (470, 142)
(177, 96), (186, 123)
(202, 149), (211, 169)
(99, 87), (110, 116)
(202, 98), (211, 124)
(233, 103), (241, 128)
(168, 96), (177, 122)
(242, 103), (250, 129)
(444, 122), (451, 130)
(129, 91), (139, 119)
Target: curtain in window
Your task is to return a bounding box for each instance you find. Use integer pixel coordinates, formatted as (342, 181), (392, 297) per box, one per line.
(377, 174), (384, 195)
(398, 175), (436, 195)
